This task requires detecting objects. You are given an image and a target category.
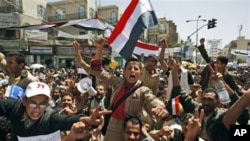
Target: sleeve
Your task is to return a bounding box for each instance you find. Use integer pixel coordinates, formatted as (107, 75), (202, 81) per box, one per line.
(91, 59), (103, 71)
(49, 112), (84, 131)
(0, 99), (16, 118)
(187, 71), (194, 85)
(197, 44), (211, 63)
(170, 86), (199, 113)
(142, 87), (165, 115)
(79, 59), (91, 73)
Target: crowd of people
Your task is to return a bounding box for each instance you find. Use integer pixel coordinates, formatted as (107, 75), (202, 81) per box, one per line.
(0, 37), (250, 141)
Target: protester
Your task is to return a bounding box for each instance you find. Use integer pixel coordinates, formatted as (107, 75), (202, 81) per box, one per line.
(0, 51), (38, 89)
(85, 37), (169, 141)
(123, 116), (154, 141)
(197, 38), (241, 95)
(0, 81), (111, 141)
(168, 56), (248, 141)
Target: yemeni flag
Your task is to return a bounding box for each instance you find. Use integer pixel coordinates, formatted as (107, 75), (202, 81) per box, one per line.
(134, 41), (160, 56)
(171, 96), (184, 115)
(107, 0), (158, 60)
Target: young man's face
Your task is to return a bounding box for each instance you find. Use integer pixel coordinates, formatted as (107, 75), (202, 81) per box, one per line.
(96, 85), (105, 96)
(61, 95), (73, 108)
(23, 95), (49, 120)
(214, 60), (225, 72)
(145, 57), (157, 71)
(124, 121), (141, 141)
(123, 61), (143, 84)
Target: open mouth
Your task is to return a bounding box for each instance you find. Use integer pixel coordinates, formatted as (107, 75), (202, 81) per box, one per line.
(129, 74), (136, 80)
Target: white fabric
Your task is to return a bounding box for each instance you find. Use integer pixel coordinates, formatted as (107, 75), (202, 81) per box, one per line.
(167, 67), (190, 100)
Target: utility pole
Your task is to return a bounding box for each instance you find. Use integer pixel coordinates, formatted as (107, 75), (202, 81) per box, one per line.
(186, 16), (206, 64)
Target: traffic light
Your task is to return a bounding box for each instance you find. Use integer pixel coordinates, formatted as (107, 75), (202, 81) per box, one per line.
(208, 18), (217, 29)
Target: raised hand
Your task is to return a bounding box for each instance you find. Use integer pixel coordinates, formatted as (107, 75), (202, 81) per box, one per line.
(151, 105), (169, 120)
(161, 38), (167, 48)
(73, 39), (79, 50)
(95, 37), (105, 49)
(62, 122), (89, 141)
(80, 105), (112, 126)
(184, 109), (204, 141)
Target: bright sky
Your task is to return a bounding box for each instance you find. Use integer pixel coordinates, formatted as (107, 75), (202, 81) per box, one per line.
(47, 0), (250, 48)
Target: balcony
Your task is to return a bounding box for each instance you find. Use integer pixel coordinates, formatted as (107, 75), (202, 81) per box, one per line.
(47, 13), (87, 22)
(0, 5), (23, 13)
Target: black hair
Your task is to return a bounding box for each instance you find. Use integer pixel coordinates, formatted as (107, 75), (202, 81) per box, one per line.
(146, 54), (158, 63)
(6, 51), (26, 66)
(203, 88), (219, 99)
(123, 116), (142, 132)
(216, 56), (228, 66)
(61, 93), (74, 100)
(124, 57), (142, 69)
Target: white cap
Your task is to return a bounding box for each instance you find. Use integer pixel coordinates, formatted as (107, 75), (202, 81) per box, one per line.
(25, 82), (51, 98)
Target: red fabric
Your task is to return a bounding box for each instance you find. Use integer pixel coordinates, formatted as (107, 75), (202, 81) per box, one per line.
(112, 83), (134, 120)
(90, 59), (103, 71)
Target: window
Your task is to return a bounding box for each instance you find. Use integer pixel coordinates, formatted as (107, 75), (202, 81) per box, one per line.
(55, 8), (66, 20)
(15, 0), (20, 7)
(89, 8), (95, 18)
(158, 24), (166, 34)
(12, 0), (22, 12)
(79, 5), (85, 19)
(110, 11), (117, 23)
(37, 5), (45, 18)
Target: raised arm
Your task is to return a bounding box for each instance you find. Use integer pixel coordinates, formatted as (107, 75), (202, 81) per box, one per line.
(223, 91), (250, 130)
(197, 38), (211, 63)
(159, 38), (168, 72)
(73, 40), (90, 72)
(91, 38), (105, 61)
(73, 40), (83, 63)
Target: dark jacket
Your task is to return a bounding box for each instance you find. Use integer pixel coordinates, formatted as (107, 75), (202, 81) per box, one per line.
(0, 99), (83, 141)
(197, 44), (241, 95)
(170, 85), (248, 141)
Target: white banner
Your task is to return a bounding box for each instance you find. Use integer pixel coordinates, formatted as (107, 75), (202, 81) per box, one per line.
(58, 30), (96, 39)
(230, 49), (249, 56)
(25, 30), (48, 42)
(207, 39), (222, 58)
(18, 130), (61, 141)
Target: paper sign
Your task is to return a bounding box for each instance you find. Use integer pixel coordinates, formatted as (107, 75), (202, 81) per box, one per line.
(5, 84), (25, 100)
(17, 130), (61, 141)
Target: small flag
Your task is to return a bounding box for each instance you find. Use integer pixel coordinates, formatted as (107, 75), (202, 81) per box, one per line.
(171, 96), (183, 115)
(107, 0), (158, 60)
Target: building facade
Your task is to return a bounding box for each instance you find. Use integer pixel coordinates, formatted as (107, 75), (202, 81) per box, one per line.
(0, 0), (180, 68)
(0, 0), (47, 65)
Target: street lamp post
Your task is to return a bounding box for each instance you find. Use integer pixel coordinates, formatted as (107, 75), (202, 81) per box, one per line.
(186, 16), (206, 64)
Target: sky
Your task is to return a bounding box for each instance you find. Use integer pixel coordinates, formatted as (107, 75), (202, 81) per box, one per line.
(47, 0), (250, 48)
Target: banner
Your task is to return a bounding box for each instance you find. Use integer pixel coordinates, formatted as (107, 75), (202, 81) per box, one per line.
(58, 30), (96, 39)
(25, 30), (48, 42)
(207, 39), (222, 58)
